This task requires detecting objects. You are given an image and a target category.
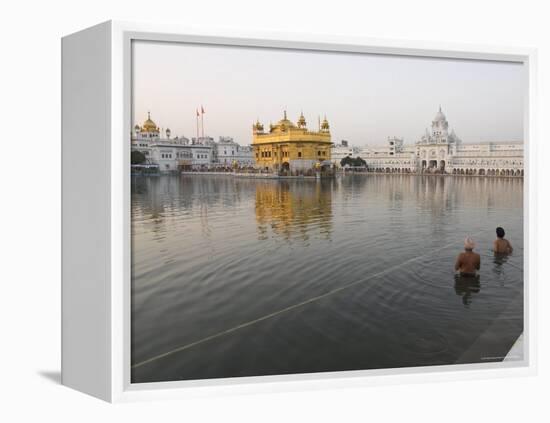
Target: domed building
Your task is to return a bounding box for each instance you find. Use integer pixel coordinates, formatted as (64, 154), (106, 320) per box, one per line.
(131, 111), (254, 172)
(252, 111), (332, 173)
(415, 105), (461, 173)
(131, 112), (214, 172)
(357, 106), (524, 176)
(135, 112), (160, 138)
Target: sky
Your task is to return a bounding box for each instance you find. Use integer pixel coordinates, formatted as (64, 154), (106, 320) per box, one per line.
(132, 41), (525, 147)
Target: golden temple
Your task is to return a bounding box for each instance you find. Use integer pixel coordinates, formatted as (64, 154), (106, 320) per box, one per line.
(252, 111), (332, 172)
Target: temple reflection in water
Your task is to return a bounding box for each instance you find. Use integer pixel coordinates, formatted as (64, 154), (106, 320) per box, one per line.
(132, 175), (522, 242)
(255, 180), (334, 241)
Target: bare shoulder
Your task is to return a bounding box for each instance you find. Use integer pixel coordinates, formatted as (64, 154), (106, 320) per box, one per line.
(506, 239), (513, 252)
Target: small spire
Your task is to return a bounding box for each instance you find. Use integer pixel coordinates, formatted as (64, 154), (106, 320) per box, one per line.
(283, 110), (287, 119)
(297, 110), (306, 127)
(439, 105), (442, 112)
(148, 111), (151, 119)
(253, 118), (264, 132)
(321, 115), (330, 131)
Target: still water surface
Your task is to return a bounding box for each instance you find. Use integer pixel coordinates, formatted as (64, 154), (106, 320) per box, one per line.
(131, 175), (523, 383)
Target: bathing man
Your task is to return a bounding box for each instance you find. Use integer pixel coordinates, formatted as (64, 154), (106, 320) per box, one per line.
(493, 227), (513, 254)
(454, 236), (481, 277)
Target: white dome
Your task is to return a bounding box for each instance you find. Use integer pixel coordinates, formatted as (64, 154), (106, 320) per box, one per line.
(434, 106), (446, 122)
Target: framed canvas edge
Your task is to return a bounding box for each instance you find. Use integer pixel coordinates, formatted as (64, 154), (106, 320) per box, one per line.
(107, 20), (538, 403)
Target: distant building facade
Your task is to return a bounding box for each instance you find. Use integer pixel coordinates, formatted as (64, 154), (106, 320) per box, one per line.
(331, 140), (361, 168)
(252, 111), (332, 172)
(359, 107), (523, 176)
(216, 136), (254, 167)
(132, 113), (251, 171)
(359, 137), (417, 173)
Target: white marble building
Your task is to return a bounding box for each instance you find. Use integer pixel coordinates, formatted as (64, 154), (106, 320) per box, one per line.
(359, 107), (523, 176)
(215, 136), (254, 167)
(360, 137), (417, 173)
(131, 113), (254, 172)
(132, 113), (212, 172)
(331, 140), (361, 168)
(448, 142), (523, 176)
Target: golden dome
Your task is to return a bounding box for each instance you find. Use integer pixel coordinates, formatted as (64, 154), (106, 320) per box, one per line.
(277, 110), (295, 129)
(142, 111), (158, 132)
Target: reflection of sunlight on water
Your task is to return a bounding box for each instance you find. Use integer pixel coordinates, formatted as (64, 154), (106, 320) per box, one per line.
(131, 174), (524, 383)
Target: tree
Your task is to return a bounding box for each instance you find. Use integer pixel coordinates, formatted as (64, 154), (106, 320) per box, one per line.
(353, 157), (367, 167)
(340, 156), (367, 168)
(131, 150), (146, 165)
(340, 156), (354, 167)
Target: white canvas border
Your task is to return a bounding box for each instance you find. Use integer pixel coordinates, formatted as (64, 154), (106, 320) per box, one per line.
(106, 20), (537, 403)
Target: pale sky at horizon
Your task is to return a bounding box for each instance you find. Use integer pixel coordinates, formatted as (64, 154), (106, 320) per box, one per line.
(132, 41), (525, 147)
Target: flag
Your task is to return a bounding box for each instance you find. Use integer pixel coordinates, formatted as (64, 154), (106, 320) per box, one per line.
(201, 105), (205, 114)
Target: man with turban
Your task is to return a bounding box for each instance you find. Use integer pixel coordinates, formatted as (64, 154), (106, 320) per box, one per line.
(454, 236), (481, 277)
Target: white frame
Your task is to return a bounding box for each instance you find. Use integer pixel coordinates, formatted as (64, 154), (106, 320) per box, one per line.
(62, 20), (537, 403)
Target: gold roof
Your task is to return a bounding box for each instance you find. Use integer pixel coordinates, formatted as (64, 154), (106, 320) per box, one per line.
(253, 110), (331, 145)
(141, 112), (158, 132)
(276, 110), (295, 129)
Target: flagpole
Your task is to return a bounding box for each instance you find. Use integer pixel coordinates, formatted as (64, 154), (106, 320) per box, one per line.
(196, 109), (199, 144)
(201, 105), (205, 138)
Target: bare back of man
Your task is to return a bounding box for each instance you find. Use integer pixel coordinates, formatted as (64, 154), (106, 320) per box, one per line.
(493, 238), (513, 254)
(455, 251), (481, 276)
